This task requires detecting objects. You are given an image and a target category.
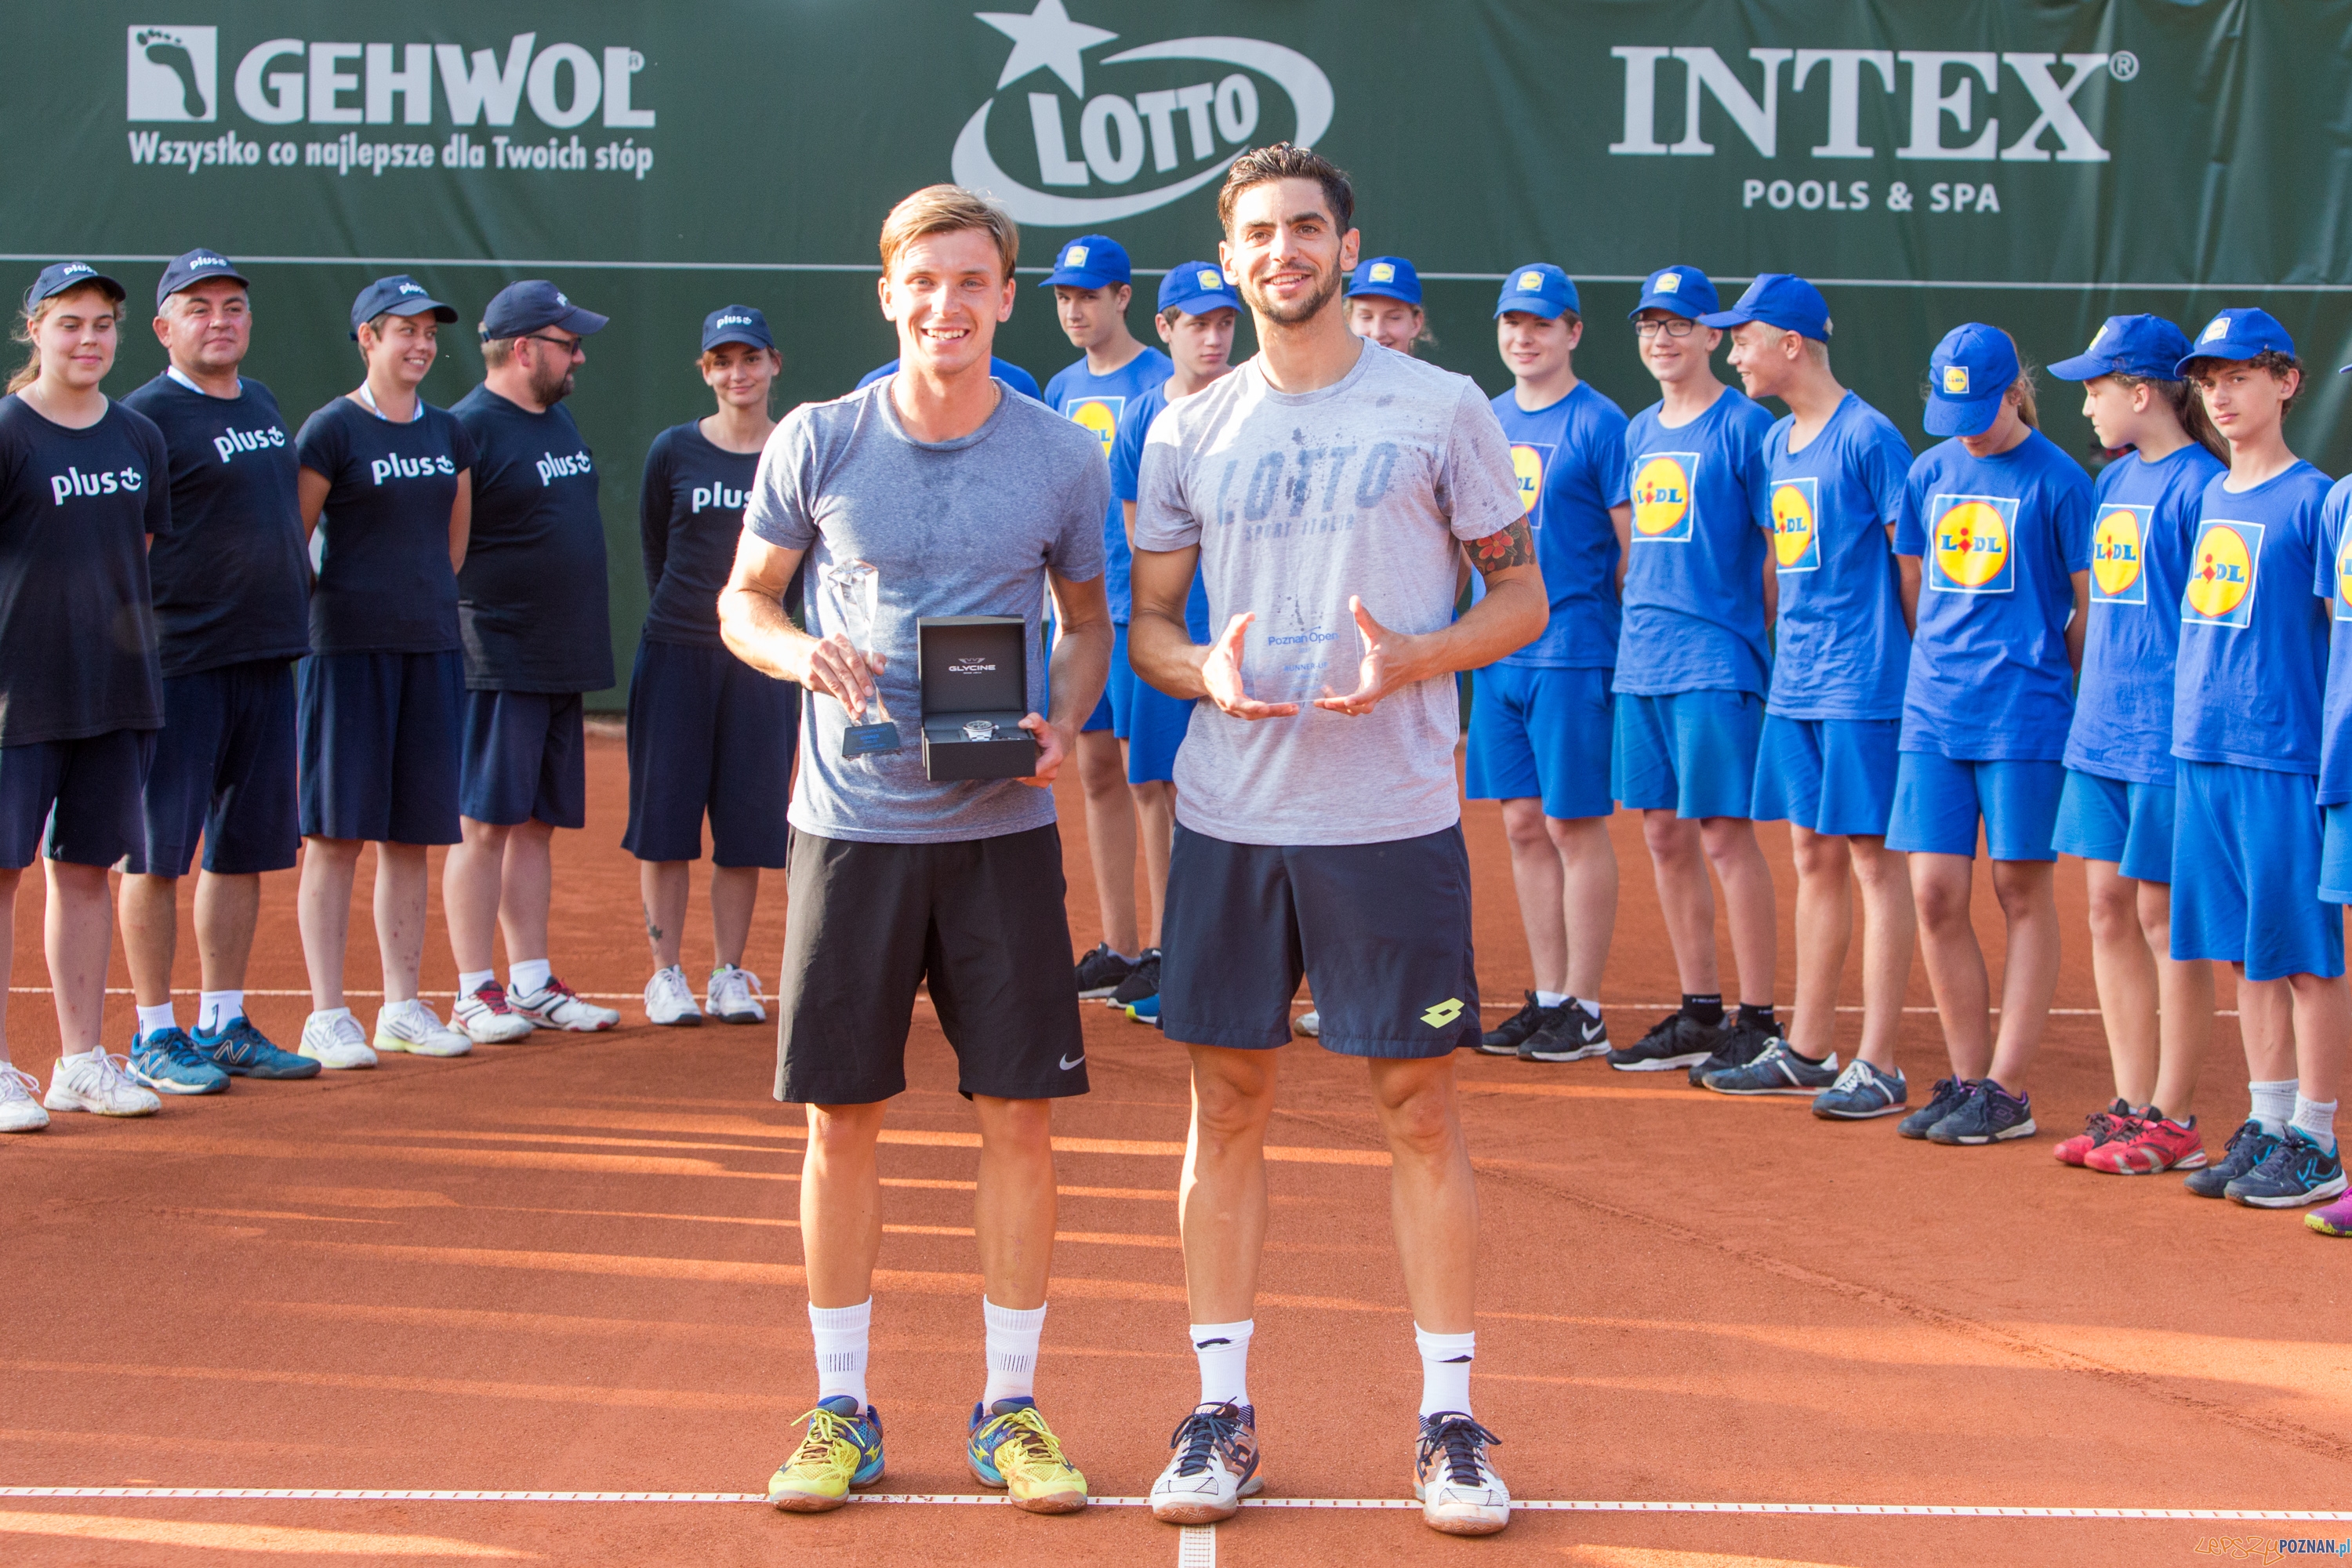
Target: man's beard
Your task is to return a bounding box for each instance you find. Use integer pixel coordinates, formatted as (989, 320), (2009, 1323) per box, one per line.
(1242, 263), (1339, 326)
(532, 361), (575, 405)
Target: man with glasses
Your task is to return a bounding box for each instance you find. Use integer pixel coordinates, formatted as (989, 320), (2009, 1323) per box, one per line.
(444, 281), (622, 1040)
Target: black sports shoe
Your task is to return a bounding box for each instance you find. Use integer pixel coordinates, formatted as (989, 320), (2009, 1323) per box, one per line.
(1926, 1078), (2036, 1143)
(2225, 1127), (2348, 1208)
(1521, 1004), (1610, 1062)
(1074, 942), (1132, 1000)
(1606, 1009), (1723, 1073)
(1896, 1076), (1969, 1140)
(1109, 948), (1161, 1007)
(1476, 992), (1563, 1056)
(1688, 1014), (1782, 1087)
(2185, 1119), (2282, 1199)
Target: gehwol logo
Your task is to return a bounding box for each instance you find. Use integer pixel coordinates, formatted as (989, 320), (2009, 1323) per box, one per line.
(212, 425), (288, 465)
(372, 454), (456, 486)
(535, 449), (593, 487)
(949, 0), (1333, 224)
(51, 466), (145, 505)
(690, 483), (746, 515)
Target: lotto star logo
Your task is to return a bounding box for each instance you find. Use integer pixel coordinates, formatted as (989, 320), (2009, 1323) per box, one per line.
(1420, 998), (1465, 1029)
(1632, 452), (1697, 540)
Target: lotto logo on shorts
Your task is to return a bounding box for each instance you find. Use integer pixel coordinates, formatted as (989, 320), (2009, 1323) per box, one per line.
(2091, 503), (2151, 604)
(2183, 518), (2261, 629)
(1509, 442), (1551, 529)
(1420, 998), (1465, 1028)
(1069, 397), (1123, 457)
(1769, 476), (1820, 573)
(1927, 493), (2016, 595)
(1631, 452), (1697, 542)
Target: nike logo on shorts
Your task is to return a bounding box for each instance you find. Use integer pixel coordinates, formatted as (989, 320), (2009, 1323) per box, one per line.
(1059, 1054), (1085, 1071)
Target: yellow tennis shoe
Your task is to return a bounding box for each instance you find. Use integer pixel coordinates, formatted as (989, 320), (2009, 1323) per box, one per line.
(966, 1396), (1087, 1514)
(768, 1396), (884, 1512)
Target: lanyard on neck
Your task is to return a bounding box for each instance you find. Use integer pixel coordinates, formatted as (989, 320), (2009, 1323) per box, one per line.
(358, 379), (422, 423)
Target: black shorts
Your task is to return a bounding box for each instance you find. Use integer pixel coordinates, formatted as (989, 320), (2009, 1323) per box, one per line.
(773, 823), (1088, 1105)
(0, 728), (155, 870)
(126, 659), (300, 876)
(1159, 822), (1479, 1058)
(622, 638), (797, 867)
(459, 689), (586, 830)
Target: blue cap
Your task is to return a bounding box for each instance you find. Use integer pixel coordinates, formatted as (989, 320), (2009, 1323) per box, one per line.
(1628, 265), (1719, 321)
(1157, 262), (1242, 317)
(1699, 273), (1831, 342)
(1494, 263), (1579, 321)
(2047, 315), (2195, 383)
(2177, 308), (2296, 376)
(1347, 256), (1421, 306)
(348, 275), (456, 338)
(154, 249), (249, 308)
(479, 280), (608, 342)
(25, 261), (125, 310)
(701, 304), (774, 353)
(1924, 323), (2022, 438)
(1040, 234), (1132, 291)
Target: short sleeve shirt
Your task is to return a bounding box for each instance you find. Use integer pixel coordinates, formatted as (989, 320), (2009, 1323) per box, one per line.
(1111, 383), (1211, 641)
(2172, 461), (2332, 776)
(294, 397), (474, 656)
(1761, 392), (1915, 721)
(2313, 475), (2352, 804)
(1491, 380), (1629, 671)
(1044, 347), (1172, 625)
(639, 421), (757, 648)
(1615, 388), (1776, 698)
(451, 386), (614, 694)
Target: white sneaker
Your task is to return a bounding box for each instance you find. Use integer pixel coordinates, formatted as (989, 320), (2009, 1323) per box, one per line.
(299, 1011), (379, 1070)
(510, 975), (619, 1032)
(373, 998), (473, 1058)
(0, 1064), (52, 1131)
(644, 965), (703, 1027)
(1294, 1009), (1320, 1038)
(1414, 1413), (1509, 1537)
(706, 964), (766, 1025)
(453, 978), (537, 1044)
(1150, 1402), (1261, 1524)
(43, 1048), (162, 1117)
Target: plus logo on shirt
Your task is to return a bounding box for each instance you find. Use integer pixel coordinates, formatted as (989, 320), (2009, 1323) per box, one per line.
(49, 464), (145, 505)
(690, 482), (746, 515)
(2091, 503), (2152, 605)
(535, 448), (593, 487)
(369, 453), (459, 486)
(209, 424), (288, 464)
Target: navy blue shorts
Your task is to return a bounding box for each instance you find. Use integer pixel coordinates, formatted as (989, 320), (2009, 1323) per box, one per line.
(1158, 822), (1479, 1058)
(1465, 662), (1614, 821)
(1886, 753), (2065, 862)
(1083, 622), (1134, 737)
(127, 659), (299, 877)
(623, 638), (797, 866)
(298, 650), (464, 846)
(461, 689), (586, 830)
(1751, 714), (1900, 838)
(2171, 761), (2342, 981)
(1612, 689), (1763, 819)
(2052, 769), (2176, 885)
(0, 728), (155, 869)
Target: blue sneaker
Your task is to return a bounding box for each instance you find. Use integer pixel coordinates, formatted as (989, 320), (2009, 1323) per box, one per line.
(767, 1396), (884, 1512)
(191, 1015), (320, 1080)
(1926, 1078), (2036, 1144)
(1896, 1076), (1969, 1139)
(127, 1027), (228, 1096)
(2185, 1120), (2279, 1199)
(1812, 1059), (1907, 1120)
(1701, 1038), (1837, 1097)
(1124, 993), (1161, 1027)
(2225, 1128), (2349, 1209)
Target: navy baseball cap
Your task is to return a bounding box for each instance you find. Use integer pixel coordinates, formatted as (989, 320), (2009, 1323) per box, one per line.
(1495, 263), (1579, 321)
(26, 261), (125, 310)
(1157, 262), (1242, 316)
(154, 249), (249, 307)
(1040, 235), (1131, 290)
(2048, 315), (2194, 383)
(1924, 323), (2022, 438)
(1700, 273), (1831, 342)
(2177, 307), (2296, 376)
(479, 280), (608, 341)
(701, 304), (774, 353)
(1628, 265), (1719, 321)
(349, 275), (456, 339)
(1348, 256), (1421, 306)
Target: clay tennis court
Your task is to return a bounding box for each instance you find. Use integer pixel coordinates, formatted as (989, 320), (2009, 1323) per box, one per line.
(2, 735), (2344, 1565)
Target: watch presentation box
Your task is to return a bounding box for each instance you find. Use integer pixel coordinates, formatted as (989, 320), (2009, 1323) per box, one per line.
(917, 615), (1038, 782)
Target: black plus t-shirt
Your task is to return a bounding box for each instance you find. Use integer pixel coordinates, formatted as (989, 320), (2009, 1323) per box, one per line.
(0, 394), (171, 744)
(640, 420), (761, 648)
(294, 396), (476, 656)
(119, 372), (310, 677)
(451, 385), (614, 693)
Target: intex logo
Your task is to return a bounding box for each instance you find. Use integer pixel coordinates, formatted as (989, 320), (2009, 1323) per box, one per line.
(535, 448), (593, 487)
(371, 454), (456, 485)
(689, 483), (746, 515)
(51, 466), (146, 505)
(212, 425), (287, 464)
(950, 0), (1332, 224)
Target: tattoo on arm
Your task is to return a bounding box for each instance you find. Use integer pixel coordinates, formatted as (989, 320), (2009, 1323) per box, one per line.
(1468, 517), (1535, 579)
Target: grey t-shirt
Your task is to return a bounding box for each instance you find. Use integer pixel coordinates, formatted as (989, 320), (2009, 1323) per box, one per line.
(744, 378), (1107, 843)
(1134, 342), (1524, 845)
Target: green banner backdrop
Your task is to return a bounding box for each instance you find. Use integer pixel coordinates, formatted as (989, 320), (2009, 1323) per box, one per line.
(13, 2), (2350, 702)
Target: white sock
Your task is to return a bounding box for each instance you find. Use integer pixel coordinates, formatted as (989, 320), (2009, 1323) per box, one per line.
(2292, 1095), (2339, 1154)
(2250, 1078), (2298, 1136)
(458, 969), (495, 996)
(982, 1298), (1047, 1406)
(1574, 996), (1602, 1020)
(1415, 1325), (1475, 1419)
(809, 1298), (872, 1409)
(197, 990), (243, 1033)
(135, 1002), (176, 1040)
(1534, 990), (1567, 1009)
(1190, 1319), (1253, 1406)
(510, 958), (552, 997)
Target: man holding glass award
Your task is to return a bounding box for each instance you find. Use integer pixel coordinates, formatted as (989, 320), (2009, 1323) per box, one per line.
(720, 185), (1112, 1517)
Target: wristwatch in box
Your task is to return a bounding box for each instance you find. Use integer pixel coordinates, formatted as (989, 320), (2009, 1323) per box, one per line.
(916, 615), (1039, 782)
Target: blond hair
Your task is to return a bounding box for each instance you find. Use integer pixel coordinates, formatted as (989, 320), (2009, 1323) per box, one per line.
(1995, 328), (2041, 430)
(879, 185), (1018, 281)
(8, 282), (122, 396)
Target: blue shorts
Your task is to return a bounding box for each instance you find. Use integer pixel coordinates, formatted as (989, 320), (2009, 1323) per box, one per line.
(299, 651), (464, 845)
(2171, 761), (2343, 981)
(1751, 714), (1900, 837)
(1611, 689), (1762, 820)
(2321, 804), (2352, 905)
(0, 728), (155, 870)
(622, 638), (797, 867)
(1465, 663), (1614, 821)
(1158, 822), (1478, 1059)
(1083, 622), (1134, 737)
(1885, 753), (2064, 861)
(1126, 675), (1196, 786)
(2053, 769), (2176, 885)
(460, 689), (587, 830)
(126, 659), (299, 877)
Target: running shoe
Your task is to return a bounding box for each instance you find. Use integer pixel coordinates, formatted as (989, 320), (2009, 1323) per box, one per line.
(2225, 1128), (2347, 1209)
(373, 999), (474, 1058)
(128, 1026), (229, 1095)
(299, 1010), (379, 1070)
(2184, 1120), (2277, 1199)
(1926, 1079), (2035, 1144)
(193, 1014), (321, 1079)
(1074, 943), (1132, 1000)
(2307, 1192), (2352, 1236)
(1149, 1401), (1261, 1524)
(2055, 1098), (2139, 1167)
(1124, 993), (1161, 1027)
(706, 964), (765, 1025)
(1896, 1076), (1969, 1140)
(767, 1396), (884, 1512)
(1689, 1014), (1783, 1087)
(2085, 1114), (2206, 1175)
(1813, 1059), (1907, 1120)
(1475, 992), (1561, 1057)
(1414, 1411), (1509, 1537)
(453, 979), (536, 1044)
(43, 1047), (162, 1117)
(1701, 1038), (1838, 1097)
(967, 1396), (1087, 1514)
(1522, 1004), (1612, 1063)
(0, 1063), (51, 1132)
(644, 965), (702, 1027)
(1294, 1008), (1320, 1038)
(510, 976), (619, 1032)
(1606, 1009), (1722, 1073)
(1110, 948), (1162, 1008)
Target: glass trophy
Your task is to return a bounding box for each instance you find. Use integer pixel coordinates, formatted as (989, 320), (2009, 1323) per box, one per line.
(825, 559), (901, 757)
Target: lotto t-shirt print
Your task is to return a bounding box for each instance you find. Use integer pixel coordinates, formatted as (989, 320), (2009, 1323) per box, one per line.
(2091, 502), (2151, 605)
(2183, 518), (2261, 630)
(1632, 452), (1698, 542)
(1927, 492), (2017, 594)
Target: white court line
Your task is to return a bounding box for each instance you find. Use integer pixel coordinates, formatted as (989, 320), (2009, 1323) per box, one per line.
(1178, 1522), (1217, 1563)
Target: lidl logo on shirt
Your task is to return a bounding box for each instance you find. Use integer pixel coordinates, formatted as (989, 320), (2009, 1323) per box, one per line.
(1509, 442), (1550, 529)
(2183, 518), (2259, 628)
(1927, 493), (2016, 594)
(1943, 365), (1971, 395)
(1769, 477), (1820, 573)
(1632, 452), (1697, 541)
(2336, 528), (2352, 623)
(1069, 396), (1122, 457)
(2090, 503), (2151, 604)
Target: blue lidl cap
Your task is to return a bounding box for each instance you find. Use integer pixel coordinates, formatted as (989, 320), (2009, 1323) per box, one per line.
(1157, 261), (1242, 317)
(348, 274), (456, 339)
(154, 249), (249, 308)
(26, 261), (125, 310)
(1700, 273), (1831, 342)
(1628, 265), (1719, 321)
(1040, 234), (1132, 290)
(2046, 314), (2193, 383)
(2177, 308), (2296, 377)
(701, 304), (774, 353)
(479, 280), (608, 342)
(1924, 323), (2021, 438)
(1348, 256), (1421, 306)
(1494, 263), (1579, 321)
